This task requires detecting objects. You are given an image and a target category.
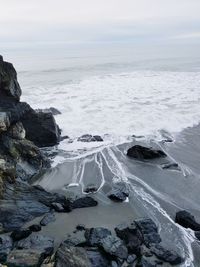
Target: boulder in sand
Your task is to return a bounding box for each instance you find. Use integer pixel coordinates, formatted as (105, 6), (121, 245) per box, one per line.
(175, 210), (200, 231)
(127, 145), (166, 160)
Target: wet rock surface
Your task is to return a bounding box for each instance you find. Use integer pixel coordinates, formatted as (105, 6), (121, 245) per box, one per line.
(108, 182), (129, 202)
(127, 145), (166, 160)
(78, 134), (103, 142)
(175, 210), (200, 231)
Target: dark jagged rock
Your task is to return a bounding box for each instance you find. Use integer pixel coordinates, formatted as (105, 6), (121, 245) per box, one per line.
(71, 196), (98, 209)
(85, 227), (112, 246)
(21, 109), (60, 147)
(11, 229), (32, 241)
(60, 135), (70, 141)
(35, 107), (61, 116)
(108, 182), (129, 202)
(29, 224), (42, 232)
(0, 182), (66, 231)
(127, 145), (166, 160)
(6, 249), (46, 267)
(175, 210), (200, 231)
(55, 243), (91, 267)
(78, 134), (103, 142)
(16, 233), (54, 258)
(76, 224), (86, 231)
(150, 244), (183, 265)
(100, 235), (128, 260)
(0, 56), (22, 101)
(40, 212), (56, 226)
(115, 222), (142, 254)
(0, 234), (13, 263)
(135, 218), (161, 246)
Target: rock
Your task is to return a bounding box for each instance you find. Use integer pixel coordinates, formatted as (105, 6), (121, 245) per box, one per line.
(35, 107), (61, 116)
(7, 122), (26, 140)
(115, 222), (142, 254)
(1, 135), (50, 181)
(16, 233), (54, 258)
(100, 235), (128, 260)
(10, 229), (32, 241)
(21, 109), (60, 147)
(60, 135), (70, 141)
(29, 224), (42, 232)
(40, 212), (56, 226)
(6, 249), (46, 267)
(127, 254), (137, 264)
(0, 56), (22, 101)
(78, 134), (103, 142)
(0, 234), (13, 263)
(0, 182), (66, 231)
(135, 218), (161, 246)
(84, 184), (98, 194)
(86, 248), (110, 267)
(111, 261), (118, 267)
(85, 227), (112, 246)
(127, 145), (166, 160)
(0, 112), (10, 133)
(138, 256), (157, 267)
(76, 224), (86, 231)
(63, 231), (87, 247)
(71, 196), (98, 209)
(175, 210), (200, 231)
(150, 244), (183, 265)
(51, 202), (65, 212)
(55, 244), (91, 267)
(161, 162), (179, 170)
(108, 182), (129, 202)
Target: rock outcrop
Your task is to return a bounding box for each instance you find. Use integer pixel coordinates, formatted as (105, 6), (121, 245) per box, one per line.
(0, 56), (61, 196)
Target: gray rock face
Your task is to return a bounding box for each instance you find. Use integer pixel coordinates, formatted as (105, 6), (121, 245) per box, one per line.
(0, 112), (10, 133)
(16, 233), (54, 258)
(6, 249), (46, 267)
(85, 227), (112, 246)
(135, 218), (161, 246)
(115, 222), (142, 254)
(0, 56), (22, 101)
(0, 234), (13, 263)
(86, 248), (110, 267)
(8, 122), (26, 140)
(150, 244), (183, 265)
(55, 244), (91, 267)
(100, 235), (128, 260)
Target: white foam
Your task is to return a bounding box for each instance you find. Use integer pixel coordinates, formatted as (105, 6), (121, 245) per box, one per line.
(22, 70), (200, 152)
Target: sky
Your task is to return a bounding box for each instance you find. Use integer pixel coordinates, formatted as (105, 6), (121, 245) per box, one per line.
(0, 0), (200, 45)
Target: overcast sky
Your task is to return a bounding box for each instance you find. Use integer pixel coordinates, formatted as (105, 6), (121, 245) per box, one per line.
(1, 0), (200, 44)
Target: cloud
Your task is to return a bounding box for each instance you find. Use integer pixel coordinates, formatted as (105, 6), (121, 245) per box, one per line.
(0, 0), (200, 44)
